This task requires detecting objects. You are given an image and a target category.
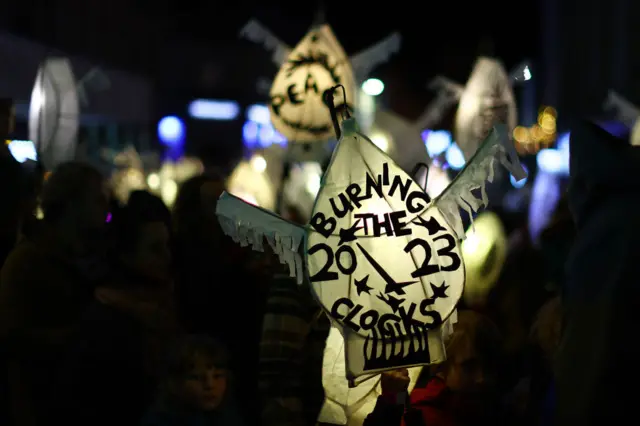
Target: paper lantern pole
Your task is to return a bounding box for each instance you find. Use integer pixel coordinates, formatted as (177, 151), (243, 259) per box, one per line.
(217, 84), (527, 384)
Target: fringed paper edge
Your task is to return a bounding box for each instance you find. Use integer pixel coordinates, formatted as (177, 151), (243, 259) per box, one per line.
(216, 193), (305, 285)
(351, 32), (401, 80)
(435, 125), (527, 239)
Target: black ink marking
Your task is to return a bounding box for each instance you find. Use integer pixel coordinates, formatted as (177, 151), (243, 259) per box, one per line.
(414, 216), (447, 235)
(308, 243), (358, 282)
(377, 292), (404, 313)
(356, 242), (417, 295)
(363, 322), (431, 372)
(355, 275), (373, 296)
(430, 281), (449, 299)
(338, 219), (362, 245)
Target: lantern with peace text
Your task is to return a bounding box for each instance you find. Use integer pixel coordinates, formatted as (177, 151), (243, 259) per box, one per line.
(215, 86), (526, 383)
(269, 25), (356, 143)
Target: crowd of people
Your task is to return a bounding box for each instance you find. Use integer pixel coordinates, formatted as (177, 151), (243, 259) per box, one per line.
(0, 116), (634, 426)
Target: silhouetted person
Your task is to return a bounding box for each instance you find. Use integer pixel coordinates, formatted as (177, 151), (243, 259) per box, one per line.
(0, 162), (108, 426)
(555, 121), (640, 425)
(50, 190), (177, 426)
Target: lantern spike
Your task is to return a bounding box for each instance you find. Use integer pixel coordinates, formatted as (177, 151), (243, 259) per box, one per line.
(604, 90), (640, 127)
(433, 124), (526, 240)
(239, 19), (291, 66)
(351, 32), (402, 82)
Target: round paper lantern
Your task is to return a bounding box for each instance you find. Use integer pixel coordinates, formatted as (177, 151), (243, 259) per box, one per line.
(29, 57), (79, 170)
(269, 25), (356, 143)
(461, 211), (507, 307)
(454, 57), (517, 161)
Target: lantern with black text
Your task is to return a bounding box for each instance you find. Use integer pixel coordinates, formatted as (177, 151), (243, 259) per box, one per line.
(269, 25), (356, 143)
(215, 90), (526, 384)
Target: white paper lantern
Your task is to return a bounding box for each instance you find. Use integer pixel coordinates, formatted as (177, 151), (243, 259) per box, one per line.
(227, 157), (276, 210)
(216, 113), (526, 383)
(318, 315), (458, 426)
(461, 211), (507, 307)
(269, 25), (356, 143)
(29, 57), (79, 170)
(454, 57), (517, 161)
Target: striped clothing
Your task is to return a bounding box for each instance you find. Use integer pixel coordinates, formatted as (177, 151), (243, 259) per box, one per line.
(259, 274), (330, 426)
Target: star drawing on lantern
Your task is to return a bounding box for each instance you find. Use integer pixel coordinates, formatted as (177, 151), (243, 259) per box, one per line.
(338, 219), (363, 245)
(430, 281), (449, 299)
(354, 275), (373, 296)
(377, 292), (404, 313)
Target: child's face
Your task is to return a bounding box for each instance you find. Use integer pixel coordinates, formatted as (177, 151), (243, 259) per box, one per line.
(181, 355), (228, 411)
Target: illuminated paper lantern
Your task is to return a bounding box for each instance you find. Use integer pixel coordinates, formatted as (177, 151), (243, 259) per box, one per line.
(216, 111), (525, 382)
(454, 57), (518, 161)
(29, 57), (79, 170)
(318, 314), (457, 426)
(269, 25), (356, 143)
(461, 211), (507, 307)
(227, 155), (276, 210)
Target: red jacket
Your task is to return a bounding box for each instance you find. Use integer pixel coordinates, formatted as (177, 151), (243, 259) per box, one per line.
(363, 378), (455, 426)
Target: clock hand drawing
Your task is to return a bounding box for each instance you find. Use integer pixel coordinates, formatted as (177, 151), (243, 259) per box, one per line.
(355, 242), (418, 296)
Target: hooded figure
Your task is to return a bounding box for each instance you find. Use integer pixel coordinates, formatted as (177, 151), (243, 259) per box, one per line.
(555, 121), (640, 425)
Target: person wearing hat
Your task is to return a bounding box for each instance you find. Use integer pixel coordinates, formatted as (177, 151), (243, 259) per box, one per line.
(0, 161), (109, 425)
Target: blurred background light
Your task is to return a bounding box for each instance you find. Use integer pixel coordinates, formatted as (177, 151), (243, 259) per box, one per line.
(423, 130), (452, 157)
(157, 116), (185, 147)
(362, 78), (385, 96)
(445, 142), (465, 170)
(188, 99), (239, 120)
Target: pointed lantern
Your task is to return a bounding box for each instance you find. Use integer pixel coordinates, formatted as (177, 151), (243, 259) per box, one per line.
(269, 25), (356, 143)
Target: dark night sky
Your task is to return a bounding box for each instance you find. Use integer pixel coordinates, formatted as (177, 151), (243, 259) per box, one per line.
(167, 1), (542, 119)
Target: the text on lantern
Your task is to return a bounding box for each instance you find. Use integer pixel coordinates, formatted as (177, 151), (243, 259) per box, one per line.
(309, 163), (431, 238)
(330, 297), (442, 334)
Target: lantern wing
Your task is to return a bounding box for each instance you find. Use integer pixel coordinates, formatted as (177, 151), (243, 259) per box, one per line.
(28, 57), (79, 171)
(269, 25), (356, 142)
(350, 32), (402, 82)
(216, 192), (305, 284)
(433, 124), (526, 239)
(239, 19), (291, 65)
(454, 57), (517, 162)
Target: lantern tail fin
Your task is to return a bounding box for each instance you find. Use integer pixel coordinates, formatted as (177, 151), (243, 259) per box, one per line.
(239, 19), (291, 66)
(216, 192), (306, 284)
(432, 125), (527, 239)
(351, 32), (402, 81)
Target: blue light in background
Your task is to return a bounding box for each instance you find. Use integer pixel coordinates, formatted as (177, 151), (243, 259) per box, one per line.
(423, 130), (452, 157)
(246, 104), (271, 125)
(188, 99), (240, 120)
(242, 104), (286, 149)
(510, 164), (528, 188)
(158, 116), (185, 147)
(445, 143), (465, 170)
